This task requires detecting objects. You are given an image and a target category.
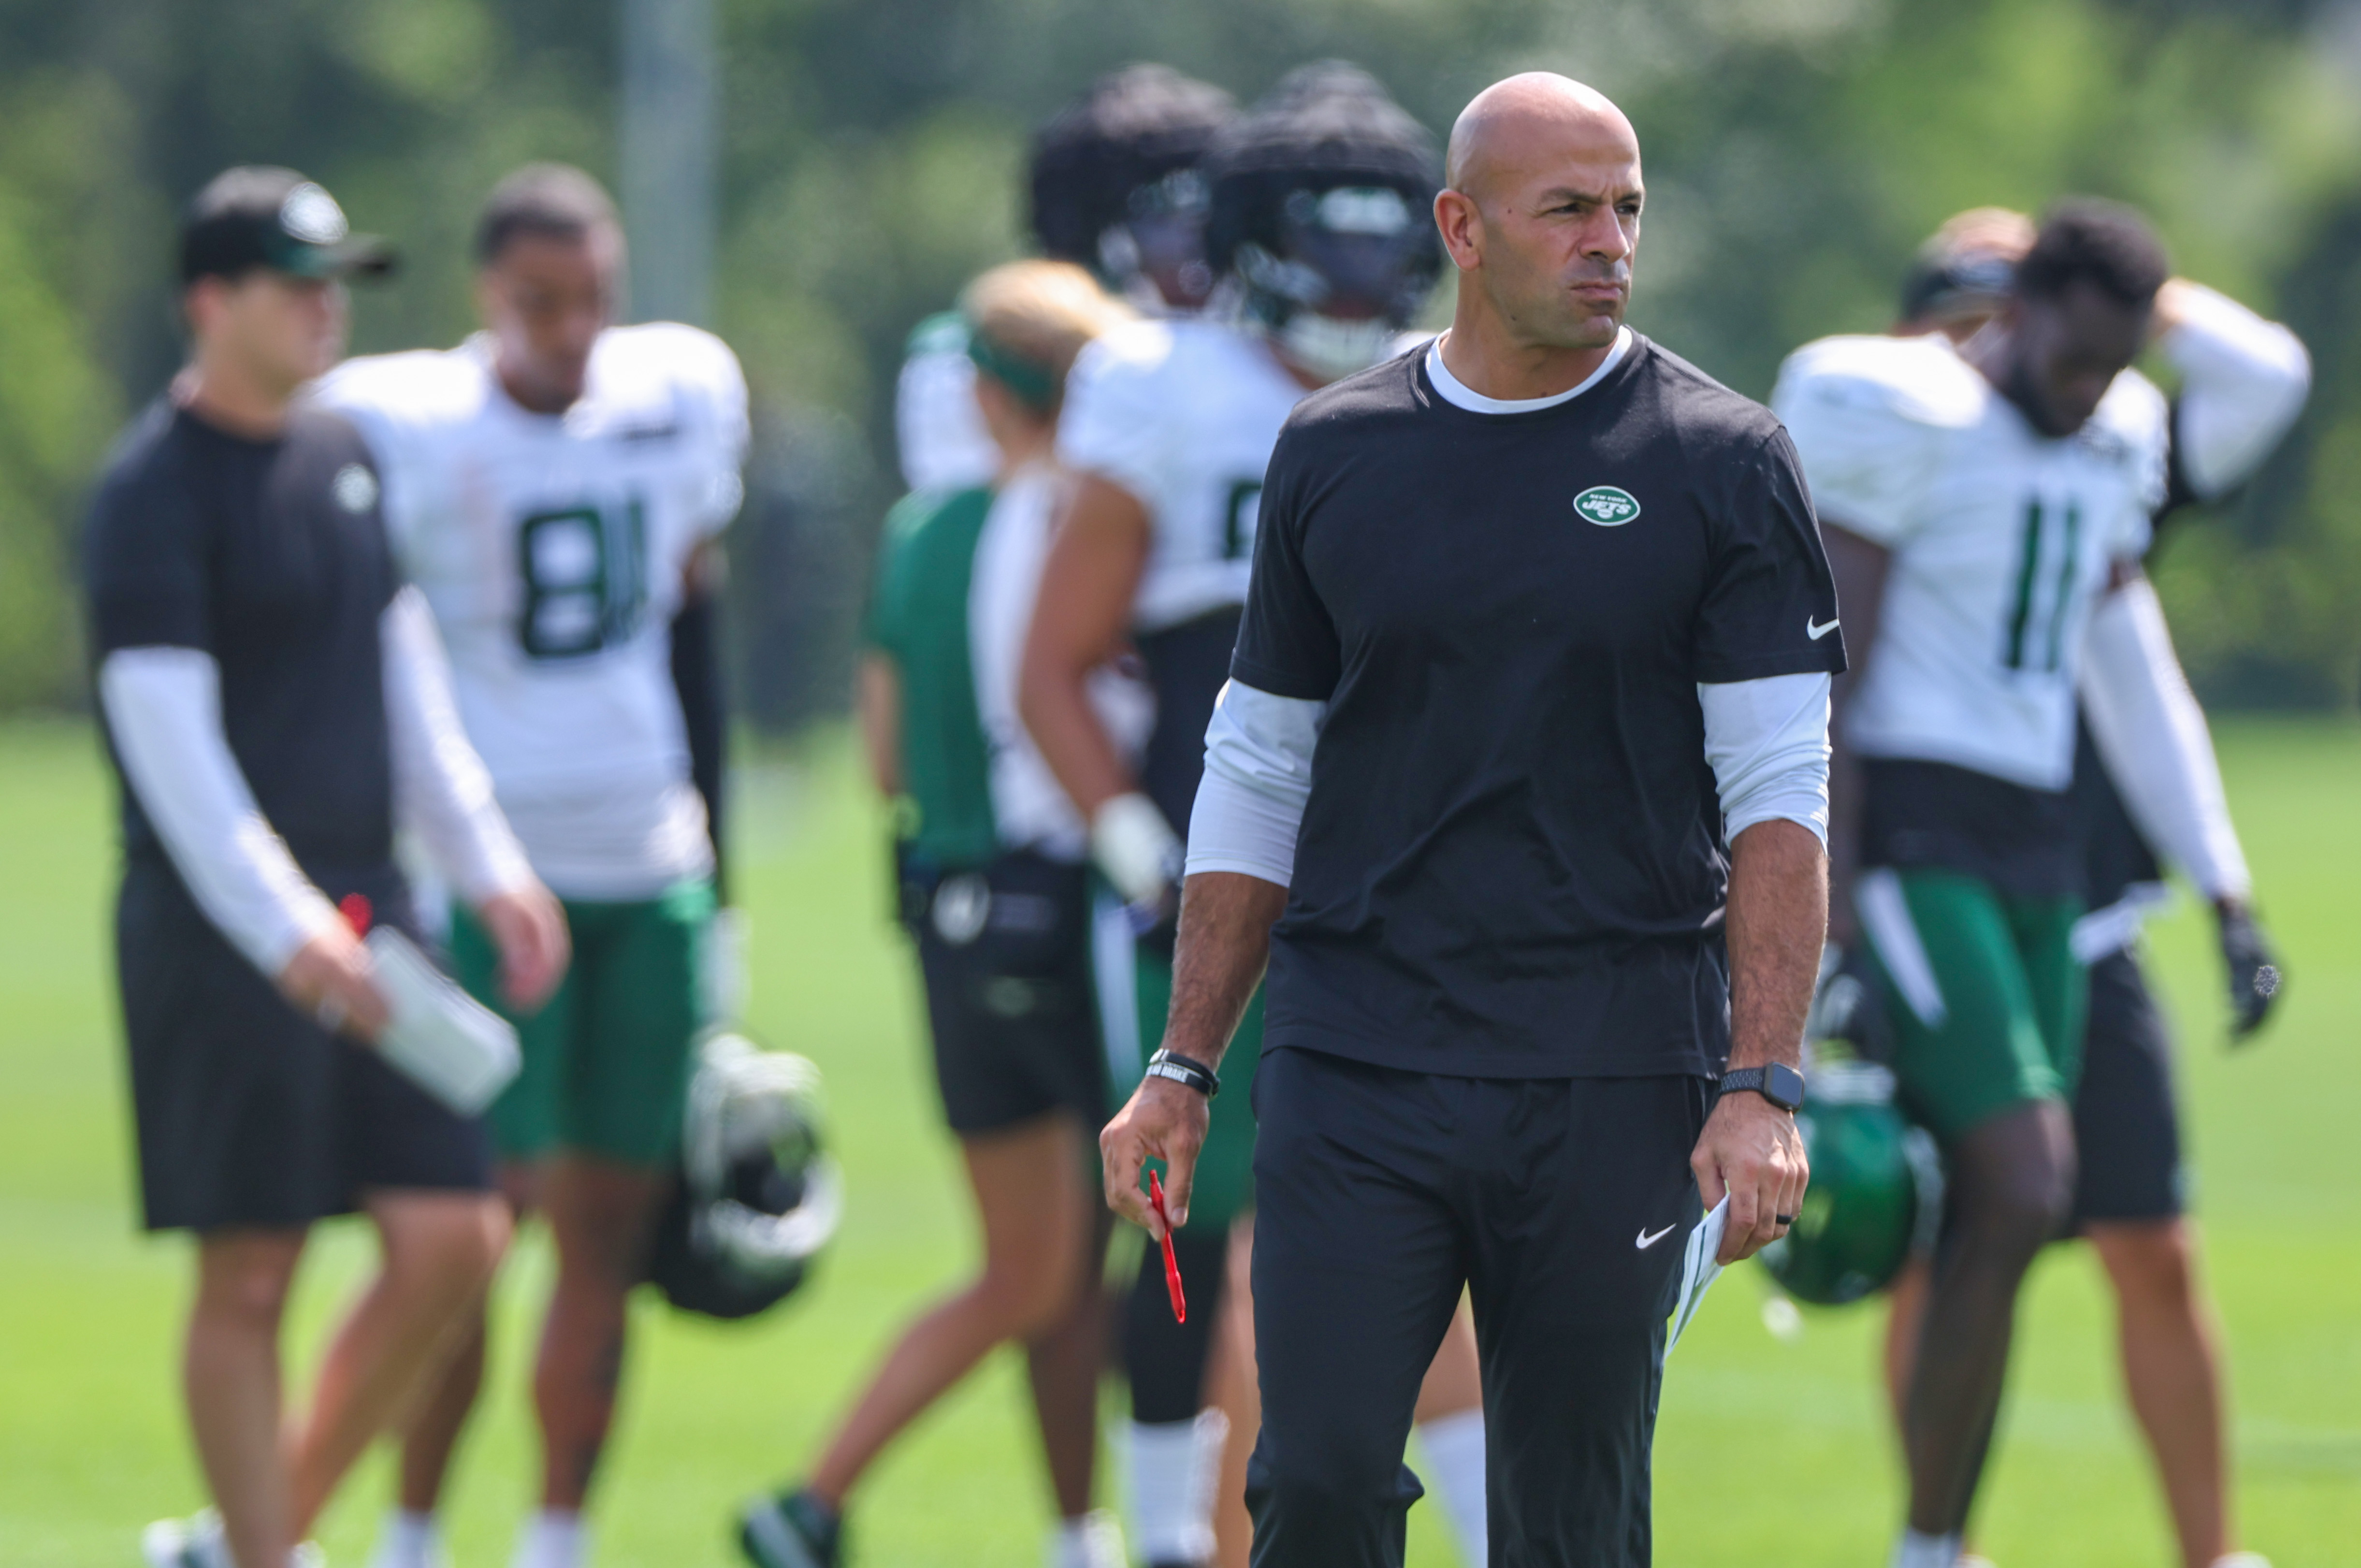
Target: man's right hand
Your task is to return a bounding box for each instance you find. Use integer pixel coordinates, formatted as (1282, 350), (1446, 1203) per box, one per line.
(1100, 1075), (1211, 1239)
(277, 923), (391, 1043)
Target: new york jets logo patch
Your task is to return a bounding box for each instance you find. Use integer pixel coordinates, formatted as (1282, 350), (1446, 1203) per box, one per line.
(1573, 485), (1640, 526)
(332, 464), (379, 513)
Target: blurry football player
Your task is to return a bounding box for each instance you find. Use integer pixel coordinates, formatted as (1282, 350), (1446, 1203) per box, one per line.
(317, 165), (748, 1568)
(1773, 199), (2295, 1568)
(738, 259), (1136, 1568)
(894, 65), (1238, 500)
(1861, 210), (2307, 1568)
(891, 63), (1265, 1566)
(1020, 65), (1489, 1568)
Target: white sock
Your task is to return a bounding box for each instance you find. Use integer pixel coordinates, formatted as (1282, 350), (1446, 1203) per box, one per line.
(1048, 1509), (1127, 1568)
(511, 1509), (589, 1568)
(1891, 1529), (1963, 1568)
(369, 1510), (443, 1568)
(1413, 1408), (1489, 1567)
(1126, 1409), (1228, 1564)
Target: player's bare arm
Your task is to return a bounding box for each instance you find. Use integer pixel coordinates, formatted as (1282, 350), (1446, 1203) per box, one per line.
(1100, 870), (1286, 1238)
(1017, 472), (1151, 820)
(1695, 818), (1823, 1263)
(1819, 522), (1891, 946)
(855, 654), (904, 799)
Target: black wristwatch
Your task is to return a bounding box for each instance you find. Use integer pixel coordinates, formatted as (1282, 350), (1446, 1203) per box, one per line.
(1145, 1048), (1221, 1099)
(1719, 1062), (1806, 1113)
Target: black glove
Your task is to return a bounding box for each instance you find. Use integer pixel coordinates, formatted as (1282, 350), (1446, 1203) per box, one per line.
(2216, 902), (2283, 1044)
(1807, 942), (1897, 1065)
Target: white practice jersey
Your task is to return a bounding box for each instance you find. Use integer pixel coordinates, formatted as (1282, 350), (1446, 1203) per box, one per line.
(968, 463), (1153, 860)
(315, 325), (750, 899)
(1057, 318), (1307, 633)
(1774, 333), (2162, 792)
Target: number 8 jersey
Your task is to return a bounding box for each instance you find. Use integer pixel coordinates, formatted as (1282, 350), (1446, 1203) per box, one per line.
(1773, 332), (2164, 793)
(314, 325), (749, 897)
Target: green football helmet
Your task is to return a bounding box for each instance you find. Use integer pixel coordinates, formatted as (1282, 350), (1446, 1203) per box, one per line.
(1758, 1060), (1941, 1306)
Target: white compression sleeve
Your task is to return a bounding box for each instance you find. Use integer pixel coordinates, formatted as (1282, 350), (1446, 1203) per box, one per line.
(2079, 578), (2251, 901)
(1184, 681), (1327, 886)
(382, 587), (534, 904)
(2159, 282), (2311, 500)
(1698, 671), (1832, 846)
(98, 648), (340, 976)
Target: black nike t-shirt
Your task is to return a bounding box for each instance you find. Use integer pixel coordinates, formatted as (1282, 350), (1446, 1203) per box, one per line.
(84, 400), (400, 875)
(1232, 336), (1845, 1079)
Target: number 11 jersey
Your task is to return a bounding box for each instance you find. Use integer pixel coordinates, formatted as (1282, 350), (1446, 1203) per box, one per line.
(1773, 332), (2164, 794)
(315, 325), (749, 898)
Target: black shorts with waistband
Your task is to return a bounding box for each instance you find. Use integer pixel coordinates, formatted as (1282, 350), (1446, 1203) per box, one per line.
(2069, 947), (2186, 1226)
(117, 857), (493, 1233)
(901, 847), (1105, 1136)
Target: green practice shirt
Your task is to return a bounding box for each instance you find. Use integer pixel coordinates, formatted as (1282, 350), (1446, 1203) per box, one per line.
(864, 485), (1001, 867)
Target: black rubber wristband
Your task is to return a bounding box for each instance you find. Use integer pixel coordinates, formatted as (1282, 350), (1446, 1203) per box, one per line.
(1145, 1048), (1221, 1098)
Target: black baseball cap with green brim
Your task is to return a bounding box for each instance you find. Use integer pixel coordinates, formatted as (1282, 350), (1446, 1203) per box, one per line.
(180, 166), (398, 285)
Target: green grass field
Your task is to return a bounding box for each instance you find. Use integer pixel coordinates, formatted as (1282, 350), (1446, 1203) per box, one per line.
(1, 717), (2356, 1567)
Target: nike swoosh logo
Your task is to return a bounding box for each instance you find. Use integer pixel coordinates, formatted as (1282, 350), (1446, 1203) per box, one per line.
(1807, 616), (1840, 640)
(1636, 1223), (1678, 1249)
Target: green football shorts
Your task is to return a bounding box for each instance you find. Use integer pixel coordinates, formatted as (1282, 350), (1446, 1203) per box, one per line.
(1095, 900), (1261, 1231)
(451, 879), (713, 1167)
(1854, 866), (2085, 1145)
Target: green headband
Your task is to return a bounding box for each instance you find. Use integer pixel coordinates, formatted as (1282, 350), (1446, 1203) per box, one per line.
(964, 327), (1061, 413)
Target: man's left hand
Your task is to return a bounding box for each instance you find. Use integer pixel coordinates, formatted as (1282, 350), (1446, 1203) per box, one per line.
(1691, 1087), (1809, 1264)
(2217, 900), (2283, 1043)
(477, 882), (570, 1011)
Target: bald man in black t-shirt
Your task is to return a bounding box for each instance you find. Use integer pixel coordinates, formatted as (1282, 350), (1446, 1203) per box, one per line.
(1099, 77), (1838, 1566)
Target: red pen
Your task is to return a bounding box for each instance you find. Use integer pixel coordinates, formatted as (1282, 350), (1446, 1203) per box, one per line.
(339, 893), (373, 935)
(1149, 1171), (1186, 1324)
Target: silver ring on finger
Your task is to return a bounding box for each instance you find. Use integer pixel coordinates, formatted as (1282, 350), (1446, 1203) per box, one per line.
(314, 995), (348, 1033)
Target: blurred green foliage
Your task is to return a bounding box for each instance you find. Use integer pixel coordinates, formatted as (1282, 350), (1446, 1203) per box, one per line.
(3, 0), (2357, 716)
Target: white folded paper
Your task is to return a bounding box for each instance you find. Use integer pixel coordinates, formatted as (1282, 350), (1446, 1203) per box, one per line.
(1666, 1196), (1730, 1355)
(364, 927), (521, 1116)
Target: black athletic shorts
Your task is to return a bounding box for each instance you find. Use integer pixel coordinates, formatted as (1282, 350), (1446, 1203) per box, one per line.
(1247, 1045), (1712, 1568)
(2069, 947), (2186, 1226)
(903, 849), (1105, 1137)
(116, 857), (494, 1233)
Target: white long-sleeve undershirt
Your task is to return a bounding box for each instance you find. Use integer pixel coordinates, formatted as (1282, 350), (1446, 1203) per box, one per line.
(2079, 576), (2250, 906)
(99, 588), (532, 979)
(1185, 674), (1832, 887)
(2158, 282), (2311, 502)
(381, 587), (536, 905)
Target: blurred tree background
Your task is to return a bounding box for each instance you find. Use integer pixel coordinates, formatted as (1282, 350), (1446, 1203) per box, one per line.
(2, 0), (2357, 723)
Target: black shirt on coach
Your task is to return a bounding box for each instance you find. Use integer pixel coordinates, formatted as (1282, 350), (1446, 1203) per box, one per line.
(1231, 336), (1846, 1079)
(84, 399), (400, 875)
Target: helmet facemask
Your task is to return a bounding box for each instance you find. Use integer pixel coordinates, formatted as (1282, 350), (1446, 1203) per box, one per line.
(1235, 184), (1438, 384)
(1098, 167), (1217, 313)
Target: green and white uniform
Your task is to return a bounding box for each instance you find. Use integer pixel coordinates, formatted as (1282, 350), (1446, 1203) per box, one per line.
(1775, 333), (2163, 1141)
(866, 467), (1137, 1134)
(1057, 317), (1307, 1225)
(315, 324), (748, 1164)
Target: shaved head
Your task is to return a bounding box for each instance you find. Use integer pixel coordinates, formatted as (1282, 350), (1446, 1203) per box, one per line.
(1445, 73), (1637, 203)
(1432, 73), (1644, 395)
